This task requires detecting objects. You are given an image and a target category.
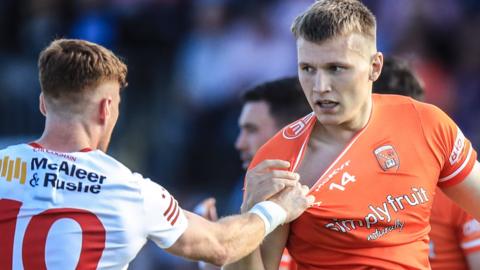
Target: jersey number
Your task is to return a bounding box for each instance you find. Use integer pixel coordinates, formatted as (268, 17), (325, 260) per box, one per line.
(0, 199), (106, 270)
(329, 172), (356, 191)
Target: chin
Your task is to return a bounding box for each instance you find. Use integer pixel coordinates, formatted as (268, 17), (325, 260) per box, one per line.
(314, 114), (344, 126)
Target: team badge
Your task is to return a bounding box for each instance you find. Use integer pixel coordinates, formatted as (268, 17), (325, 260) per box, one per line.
(282, 113), (314, 140)
(374, 145), (400, 171)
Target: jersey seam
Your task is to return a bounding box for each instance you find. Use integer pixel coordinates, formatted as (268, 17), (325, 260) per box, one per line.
(412, 102), (444, 181)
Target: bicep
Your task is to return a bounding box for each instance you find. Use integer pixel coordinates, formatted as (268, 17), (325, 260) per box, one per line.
(443, 161), (480, 220)
(261, 223), (290, 270)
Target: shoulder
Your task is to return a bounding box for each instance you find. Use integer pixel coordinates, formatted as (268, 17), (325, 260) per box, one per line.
(373, 93), (429, 114)
(257, 113), (312, 153)
(373, 93), (453, 130)
(87, 151), (133, 174)
(249, 113), (314, 170)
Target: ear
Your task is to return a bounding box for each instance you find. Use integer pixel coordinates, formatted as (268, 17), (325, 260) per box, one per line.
(39, 93), (47, 117)
(99, 97), (113, 124)
(369, 52), (384, 82)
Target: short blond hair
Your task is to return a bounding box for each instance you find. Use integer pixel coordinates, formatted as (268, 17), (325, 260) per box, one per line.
(291, 0), (376, 43)
(38, 39), (127, 104)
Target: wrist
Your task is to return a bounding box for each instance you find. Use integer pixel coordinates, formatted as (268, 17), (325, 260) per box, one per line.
(248, 201), (287, 236)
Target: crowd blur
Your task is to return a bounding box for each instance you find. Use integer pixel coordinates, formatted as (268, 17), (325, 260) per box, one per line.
(0, 0), (479, 269)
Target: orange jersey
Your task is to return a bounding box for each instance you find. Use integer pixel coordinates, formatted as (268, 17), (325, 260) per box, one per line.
(429, 188), (480, 270)
(279, 249), (297, 270)
(249, 94), (477, 269)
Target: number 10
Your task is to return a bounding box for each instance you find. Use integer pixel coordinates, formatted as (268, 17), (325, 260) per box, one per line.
(0, 199), (106, 269)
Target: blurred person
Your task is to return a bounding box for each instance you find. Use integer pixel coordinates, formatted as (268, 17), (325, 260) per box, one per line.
(225, 0), (480, 269)
(0, 38), (314, 269)
(372, 57), (424, 100)
(196, 77), (311, 270)
(174, 1), (296, 109)
(373, 57), (480, 269)
(235, 78), (313, 171)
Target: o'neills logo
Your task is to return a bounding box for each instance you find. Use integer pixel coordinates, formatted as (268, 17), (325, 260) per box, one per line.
(374, 145), (400, 171)
(282, 113), (314, 140)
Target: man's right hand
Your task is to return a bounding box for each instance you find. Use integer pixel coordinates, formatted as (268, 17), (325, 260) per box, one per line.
(269, 182), (314, 223)
(241, 159), (301, 213)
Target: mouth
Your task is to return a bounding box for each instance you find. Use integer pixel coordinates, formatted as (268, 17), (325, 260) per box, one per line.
(315, 100), (339, 109)
(240, 154), (252, 168)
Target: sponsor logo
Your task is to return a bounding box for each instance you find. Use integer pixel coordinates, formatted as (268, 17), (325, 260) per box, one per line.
(367, 219), (404, 241)
(374, 145), (400, 171)
(30, 158), (106, 194)
(282, 113), (314, 140)
(449, 128), (465, 165)
(325, 186), (429, 241)
(0, 156), (28, 184)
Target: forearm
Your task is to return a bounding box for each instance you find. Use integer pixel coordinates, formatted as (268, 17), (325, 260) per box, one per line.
(213, 213), (266, 265)
(168, 211), (269, 267)
(224, 223), (289, 270)
(223, 248), (264, 270)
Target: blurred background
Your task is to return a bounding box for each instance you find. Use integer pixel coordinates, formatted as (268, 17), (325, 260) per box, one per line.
(0, 0), (479, 269)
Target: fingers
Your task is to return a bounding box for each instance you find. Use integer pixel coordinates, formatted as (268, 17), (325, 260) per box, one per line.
(207, 202), (218, 221)
(268, 178), (296, 196)
(300, 184), (310, 195)
(268, 170), (300, 181)
(253, 159), (291, 172)
(306, 195), (315, 205)
(202, 198), (216, 207)
(194, 197), (218, 221)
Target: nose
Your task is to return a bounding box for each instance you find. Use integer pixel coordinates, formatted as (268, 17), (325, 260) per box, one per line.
(235, 131), (247, 151)
(312, 72), (331, 93)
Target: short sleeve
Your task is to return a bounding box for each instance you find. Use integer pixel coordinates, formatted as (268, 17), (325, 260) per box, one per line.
(416, 103), (477, 188)
(137, 174), (188, 248)
(460, 217), (480, 254)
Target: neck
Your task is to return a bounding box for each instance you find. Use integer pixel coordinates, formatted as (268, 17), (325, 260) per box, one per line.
(36, 116), (100, 152)
(310, 96), (372, 145)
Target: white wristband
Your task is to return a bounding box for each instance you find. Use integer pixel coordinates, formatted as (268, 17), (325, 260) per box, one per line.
(248, 201), (287, 236)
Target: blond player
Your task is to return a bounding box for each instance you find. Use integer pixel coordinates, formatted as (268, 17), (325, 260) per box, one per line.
(226, 0), (480, 269)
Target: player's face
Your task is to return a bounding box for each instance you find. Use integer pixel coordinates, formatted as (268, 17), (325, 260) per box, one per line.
(297, 33), (379, 129)
(235, 101), (278, 170)
(98, 81), (121, 152)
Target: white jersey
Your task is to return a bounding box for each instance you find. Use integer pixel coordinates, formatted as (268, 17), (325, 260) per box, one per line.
(0, 143), (188, 270)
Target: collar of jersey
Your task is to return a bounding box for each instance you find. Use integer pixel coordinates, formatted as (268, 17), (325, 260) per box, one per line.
(28, 142), (93, 153)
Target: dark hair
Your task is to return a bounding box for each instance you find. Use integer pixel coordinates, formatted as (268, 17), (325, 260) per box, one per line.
(39, 39), (127, 104)
(291, 0), (376, 43)
(373, 57), (424, 100)
(242, 77), (311, 128)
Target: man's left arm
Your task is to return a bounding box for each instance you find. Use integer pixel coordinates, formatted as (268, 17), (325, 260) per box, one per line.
(466, 251), (480, 270)
(443, 161), (480, 221)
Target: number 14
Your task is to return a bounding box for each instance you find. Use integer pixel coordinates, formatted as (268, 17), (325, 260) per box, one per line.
(329, 172), (356, 191)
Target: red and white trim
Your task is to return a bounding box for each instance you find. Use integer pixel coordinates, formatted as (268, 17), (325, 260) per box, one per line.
(163, 196), (181, 226)
(439, 147), (473, 183)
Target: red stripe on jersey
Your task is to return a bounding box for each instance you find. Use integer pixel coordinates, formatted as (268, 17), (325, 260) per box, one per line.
(163, 197), (174, 216)
(170, 207), (181, 226)
(167, 201), (178, 221)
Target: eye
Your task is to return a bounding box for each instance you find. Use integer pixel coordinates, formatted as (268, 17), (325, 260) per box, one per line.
(300, 64), (314, 73)
(242, 124), (258, 134)
(328, 65), (346, 73)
